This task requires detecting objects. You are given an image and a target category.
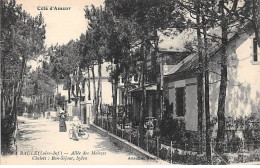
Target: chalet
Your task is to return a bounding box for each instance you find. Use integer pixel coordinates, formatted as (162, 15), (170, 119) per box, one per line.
(128, 29), (191, 127)
(164, 25), (260, 137)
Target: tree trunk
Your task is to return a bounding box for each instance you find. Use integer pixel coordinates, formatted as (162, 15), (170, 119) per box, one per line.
(57, 84), (59, 94)
(100, 73), (103, 127)
(112, 81), (118, 133)
(15, 56), (26, 113)
(252, 0), (260, 46)
(112, 64), (119, 133)
(258, 0), (260, 45)
(123, 68), (129, 129)
(11, 85), (15, 115)
(74, 70), (80, 107)
(2, 94), (5, 118)
(67, 77), (71, 103)
(203, 15), (212, 163)
(13, 57), (26, 153)
(87, 67), (91, 100)
(79, 87), (82, 118)
(139, 42), (148, 140)
(154, 30), (161, 135)
(48, 95), (50, 114)
(53, 92), (55, 110)
(216, 0), (228, 154)
(91, 66), (97, 123)
(196, 0), (204, 154)
(96, 63), (102, 125)
(0, 0), (2, 119)
(1, 48), (6, 118)
(75, 82), (80, 106)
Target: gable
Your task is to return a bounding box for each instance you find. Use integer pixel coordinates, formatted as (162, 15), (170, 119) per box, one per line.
(166, 26), (256, 81)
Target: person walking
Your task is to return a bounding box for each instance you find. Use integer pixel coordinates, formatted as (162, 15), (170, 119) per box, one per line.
(59, 108), (67, 132)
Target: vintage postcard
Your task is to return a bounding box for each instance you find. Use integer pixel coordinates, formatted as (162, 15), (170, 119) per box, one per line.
(1, 0), (260, 165)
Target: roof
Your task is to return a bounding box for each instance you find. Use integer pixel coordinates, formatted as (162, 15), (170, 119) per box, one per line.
(164, 53), (196, 75)
(165, 23), (251, 77)
(160, 51), (191, 66)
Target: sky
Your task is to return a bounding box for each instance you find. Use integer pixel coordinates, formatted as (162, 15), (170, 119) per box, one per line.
(16, 0), (104, 48)
(16, 0), (104, 71)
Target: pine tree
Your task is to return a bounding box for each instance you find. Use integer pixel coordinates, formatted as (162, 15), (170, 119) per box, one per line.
(1, 0), (46, 154)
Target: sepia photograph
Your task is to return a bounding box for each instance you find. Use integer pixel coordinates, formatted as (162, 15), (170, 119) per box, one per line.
(0, 0), (260, 165)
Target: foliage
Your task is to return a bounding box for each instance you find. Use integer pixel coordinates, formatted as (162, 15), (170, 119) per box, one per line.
(1, 0), (46, 116)
(55, 93), (66, 109)
(159, 147), (208, 164)
(160, 100), (174, 139)
(211, 114), (260, 142)
(160, 100), (186, 142)
(2, 0), (258, 159)
(244, 113), (260, 141)
(22, 64), (56, 114)
(48, 39), (83, 105)
(1, 0), (46, 154)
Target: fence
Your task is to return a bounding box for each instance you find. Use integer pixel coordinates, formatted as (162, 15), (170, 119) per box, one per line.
(95, 117), (260, 164)
(96, 117), (203, 163)
(211, 140), (260, 153)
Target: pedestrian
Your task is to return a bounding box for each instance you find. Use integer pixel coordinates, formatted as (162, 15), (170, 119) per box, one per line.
(59, 108), (67, 132)
(71, 116), (81, 141)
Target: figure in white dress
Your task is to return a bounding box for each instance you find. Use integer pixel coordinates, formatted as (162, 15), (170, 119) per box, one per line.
(71, 116), (81, 141)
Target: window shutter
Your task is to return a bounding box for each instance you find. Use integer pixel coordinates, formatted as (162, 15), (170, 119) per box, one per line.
(183, 87), (186, 116)
(175, 87), (185, 117)
(175, 88), (177, 116)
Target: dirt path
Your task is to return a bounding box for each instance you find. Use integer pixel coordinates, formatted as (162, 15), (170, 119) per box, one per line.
(1, 116), (167, 165)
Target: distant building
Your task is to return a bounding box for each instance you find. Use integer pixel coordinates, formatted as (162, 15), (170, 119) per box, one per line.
(55, 62), (114, 124)
(127, 29), (188, 126)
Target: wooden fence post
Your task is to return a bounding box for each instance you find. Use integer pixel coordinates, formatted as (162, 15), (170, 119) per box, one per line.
(157, 136), (159, 157)
(138, 132), (140, 147)
(146, 136), (148, 151)
(171, 141), (173, 164)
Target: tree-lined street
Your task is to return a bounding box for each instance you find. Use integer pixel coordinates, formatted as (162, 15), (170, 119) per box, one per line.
(1, 0), (260, 165)
(2, 116), (167, 165)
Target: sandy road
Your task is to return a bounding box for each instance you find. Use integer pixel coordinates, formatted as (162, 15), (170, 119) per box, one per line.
(1, 116), (168, 165)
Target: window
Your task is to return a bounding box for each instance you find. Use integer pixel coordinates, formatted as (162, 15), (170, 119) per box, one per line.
(253, 37), (258, 62)
(176, 87), (185, 117)
(134, 75), (138, 82)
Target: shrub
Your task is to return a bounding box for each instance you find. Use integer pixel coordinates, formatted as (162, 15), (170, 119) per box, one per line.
(159, 148), (168, 160)
(160, 100), (186, 143)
